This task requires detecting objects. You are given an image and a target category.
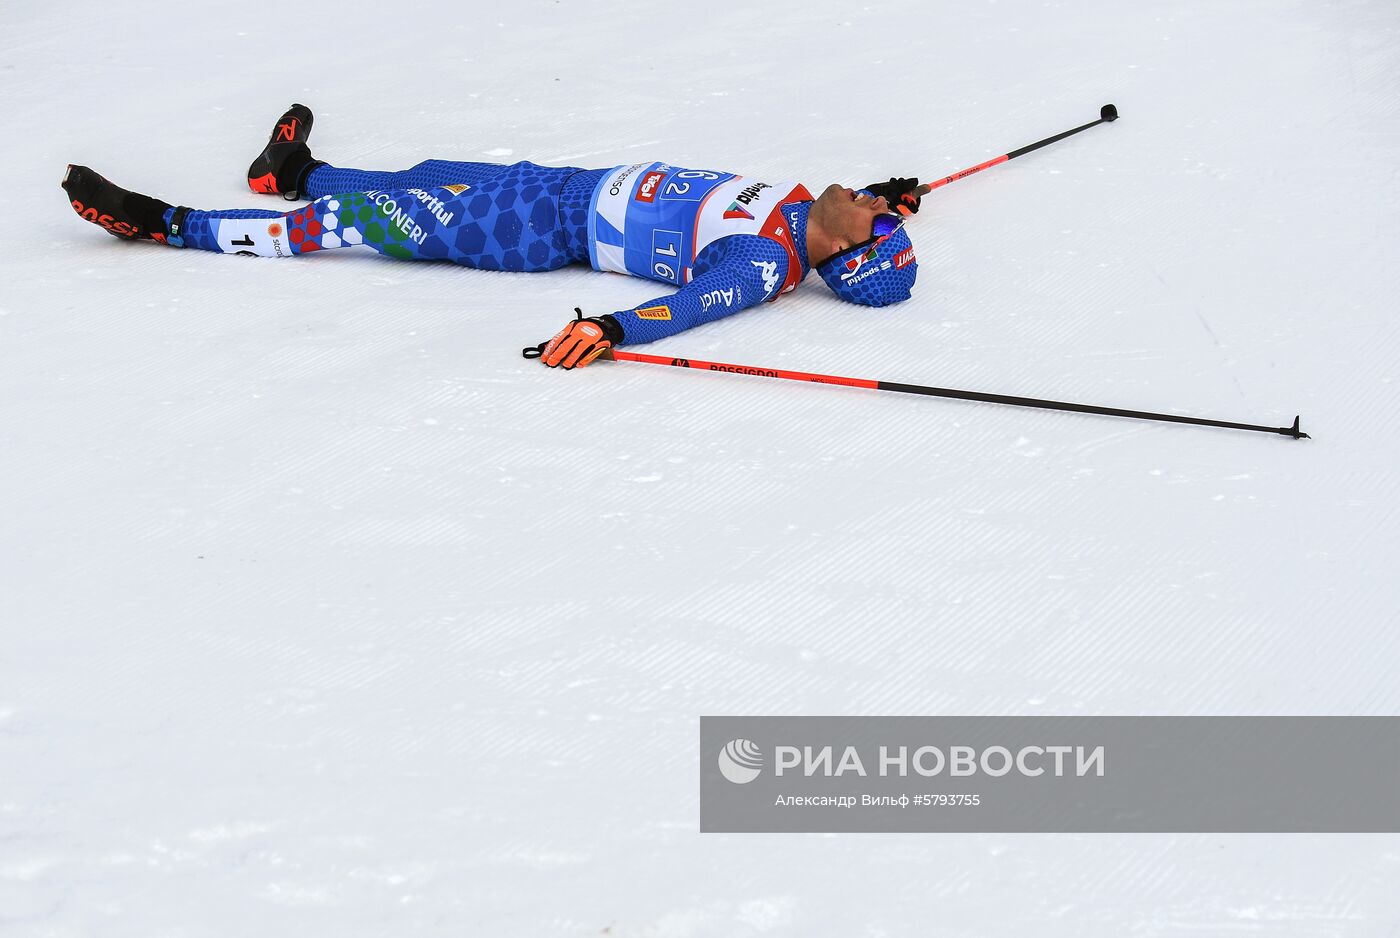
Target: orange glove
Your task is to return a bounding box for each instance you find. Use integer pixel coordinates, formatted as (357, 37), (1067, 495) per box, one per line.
(537, 309), (624, 369)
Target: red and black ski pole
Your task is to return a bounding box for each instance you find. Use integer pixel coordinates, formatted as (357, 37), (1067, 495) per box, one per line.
(897, 103), (1119, 214)
(600, 349), (1308, 440)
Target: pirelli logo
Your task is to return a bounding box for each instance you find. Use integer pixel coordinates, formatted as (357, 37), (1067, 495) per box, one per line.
(635, 305), (672, 321)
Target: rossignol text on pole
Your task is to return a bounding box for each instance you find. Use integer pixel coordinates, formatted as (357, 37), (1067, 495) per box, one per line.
(599, 349), (1309, 440)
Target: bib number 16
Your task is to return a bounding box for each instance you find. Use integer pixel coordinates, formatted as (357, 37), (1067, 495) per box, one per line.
(652, 228), (683, 283)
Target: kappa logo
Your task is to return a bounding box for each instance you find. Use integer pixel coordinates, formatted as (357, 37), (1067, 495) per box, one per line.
(636, 304), (672, 321)
(894, 247), (916, 270)
(636, 171), (666, 203)
(752, 259), (779, 296)
(723, 202), (755, 221)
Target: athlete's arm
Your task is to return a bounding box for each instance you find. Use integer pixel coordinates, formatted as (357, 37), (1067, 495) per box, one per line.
(607, 235), (794, 345)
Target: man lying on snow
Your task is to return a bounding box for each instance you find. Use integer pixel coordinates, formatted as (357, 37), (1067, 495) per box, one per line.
(62, 104), (922, 369)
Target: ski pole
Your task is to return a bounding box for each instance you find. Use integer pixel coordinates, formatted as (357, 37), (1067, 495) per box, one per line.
(599, 348), (1309, 440)
(897, 103), (1119, 214)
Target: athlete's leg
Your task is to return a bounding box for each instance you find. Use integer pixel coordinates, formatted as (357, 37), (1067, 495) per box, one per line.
(180, 176), (580, 267)
(291, 162), (583, 269)
(174, 189), (459, 261)
(246, 102), (520, 200)
(65, 162), (580, 271)
(302, 160), (513, 199)
(68, 176), (525, 267)
(65, 164), (373, 260)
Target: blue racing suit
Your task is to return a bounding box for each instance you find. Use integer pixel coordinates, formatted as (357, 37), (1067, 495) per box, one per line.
(170, 158), (818, 346)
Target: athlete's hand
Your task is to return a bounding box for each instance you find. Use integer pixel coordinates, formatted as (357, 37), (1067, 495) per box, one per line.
(864, 177), (922, 216)
(531, 309), (624, 369)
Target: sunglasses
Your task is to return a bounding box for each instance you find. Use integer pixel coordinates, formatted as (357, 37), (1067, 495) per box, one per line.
(822, 212), (905, 272)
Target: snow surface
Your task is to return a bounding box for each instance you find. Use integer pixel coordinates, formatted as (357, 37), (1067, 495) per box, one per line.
(4, 0), (1399, 935)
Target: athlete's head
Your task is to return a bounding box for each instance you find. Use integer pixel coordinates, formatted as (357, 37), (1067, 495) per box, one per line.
(806, 184), (917, 307)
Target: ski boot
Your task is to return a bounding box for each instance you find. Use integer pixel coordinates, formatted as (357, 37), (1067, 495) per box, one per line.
(61, 164), (189, 246)
(247, 103), (323, 199)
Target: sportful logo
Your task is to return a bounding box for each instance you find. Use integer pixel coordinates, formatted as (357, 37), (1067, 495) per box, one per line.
(636, 171), (666, 203)
(841, 244), (913, 285)
(405, 188), (456, 227)
(843, 244), (881, 273)
(841, 259), (891, 286)
(724, 202), (755, 221)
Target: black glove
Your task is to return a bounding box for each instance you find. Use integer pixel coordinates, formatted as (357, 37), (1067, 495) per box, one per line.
(863, 177), (922, 216)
